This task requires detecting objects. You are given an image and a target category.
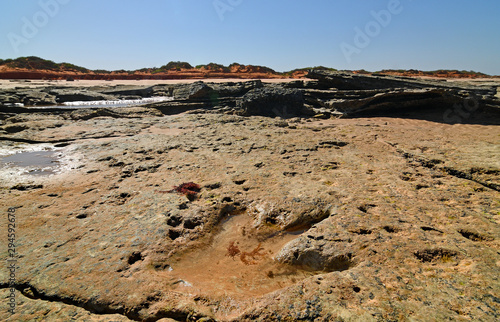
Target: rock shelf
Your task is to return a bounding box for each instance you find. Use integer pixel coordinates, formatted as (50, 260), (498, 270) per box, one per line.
(0, 71), (499, 321)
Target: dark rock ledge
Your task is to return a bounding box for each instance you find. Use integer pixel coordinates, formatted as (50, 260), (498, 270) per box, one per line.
(1, 71), (499, 123)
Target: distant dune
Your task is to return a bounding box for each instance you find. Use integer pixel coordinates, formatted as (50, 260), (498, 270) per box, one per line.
(359, 69), (500, 79)
(0, 56), (497, 80)
(0, 56), (307, 80)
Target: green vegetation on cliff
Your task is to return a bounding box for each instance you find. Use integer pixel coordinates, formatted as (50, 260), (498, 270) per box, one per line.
(375, 69), (490, 77)
(0, 56), (494, 78)
(195, 63), (230, 72)
(0, 56), (89, 73)
(161, 61), (193, 70)
(282, 66), (337, 76)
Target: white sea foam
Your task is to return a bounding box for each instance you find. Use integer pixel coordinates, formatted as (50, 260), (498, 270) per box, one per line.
(21, 96), (175, 109)
(62, 96), (174, 107)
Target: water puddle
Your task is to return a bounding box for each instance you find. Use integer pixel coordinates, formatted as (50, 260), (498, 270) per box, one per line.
(164, 213), (316, 298)
(0, 150), (62, 176)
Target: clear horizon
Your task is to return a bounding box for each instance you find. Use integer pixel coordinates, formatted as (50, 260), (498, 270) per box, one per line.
(1, 0), (499, 75)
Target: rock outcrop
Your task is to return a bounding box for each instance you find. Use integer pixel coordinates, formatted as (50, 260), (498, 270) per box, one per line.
(46, 88), (117, 103)
(172, 81), (215, 100)
(2, 70), (499, 119)
(235, 87), (305, 117)
(303, 70), (500, 117)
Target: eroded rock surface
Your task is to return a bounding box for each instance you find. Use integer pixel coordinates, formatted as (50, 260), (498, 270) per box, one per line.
(235, 87), (305, 117)
(0, 75), (499, 321)
(304, 70), (500, 118)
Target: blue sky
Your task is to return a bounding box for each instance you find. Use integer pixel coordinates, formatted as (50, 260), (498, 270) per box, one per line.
(1, 0), (499, 74)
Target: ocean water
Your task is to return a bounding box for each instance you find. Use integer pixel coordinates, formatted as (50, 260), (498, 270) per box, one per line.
(20, 96), (174, 109)
(61, 96), (174, 108)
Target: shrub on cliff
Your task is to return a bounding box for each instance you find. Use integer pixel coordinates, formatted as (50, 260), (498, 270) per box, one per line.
(283, 66), (337, 76)
(0, 56), (89, 73)
(161, 61), (193, 70)
(195, 63), (230, 72)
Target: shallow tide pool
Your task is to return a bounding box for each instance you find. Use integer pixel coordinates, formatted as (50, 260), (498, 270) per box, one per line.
(0, 150), (62, 176)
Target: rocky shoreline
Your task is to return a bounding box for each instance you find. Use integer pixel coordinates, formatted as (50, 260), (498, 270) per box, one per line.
(0, 71), (499, 321)
(2, 70), (499, 118)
